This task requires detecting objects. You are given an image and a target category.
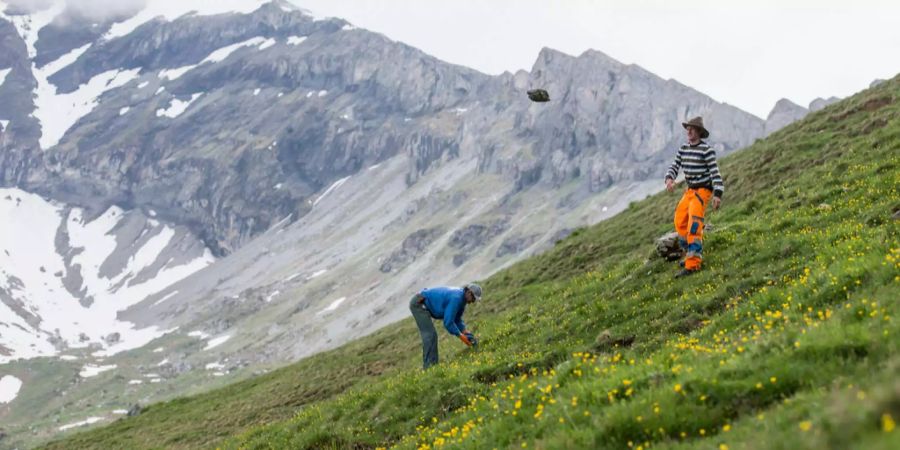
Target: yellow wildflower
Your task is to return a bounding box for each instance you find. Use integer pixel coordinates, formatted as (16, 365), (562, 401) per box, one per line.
(883, 413), (896, 432)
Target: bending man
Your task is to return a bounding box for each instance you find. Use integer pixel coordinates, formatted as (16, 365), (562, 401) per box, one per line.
(409, 284), (482, 369)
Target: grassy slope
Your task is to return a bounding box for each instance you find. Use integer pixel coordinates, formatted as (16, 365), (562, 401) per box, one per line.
(42, 77), (899, 450)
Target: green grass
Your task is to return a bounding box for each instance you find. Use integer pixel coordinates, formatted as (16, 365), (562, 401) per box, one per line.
(41, 76), (900, 450)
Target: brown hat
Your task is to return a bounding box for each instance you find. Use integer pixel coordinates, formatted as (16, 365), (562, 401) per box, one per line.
(682, 116), (710, 139)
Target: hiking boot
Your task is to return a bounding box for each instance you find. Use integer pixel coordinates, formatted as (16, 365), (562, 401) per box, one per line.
(674, 268), (699, 279)
(679, 260), (685, 268)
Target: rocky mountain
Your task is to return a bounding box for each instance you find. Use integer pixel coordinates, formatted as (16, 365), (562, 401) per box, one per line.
(764, 97), (808, 136)
(809, 96), (841, 112)
(0, 0), (777, 446)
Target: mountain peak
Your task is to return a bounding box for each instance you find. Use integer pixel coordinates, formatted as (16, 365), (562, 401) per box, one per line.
(764, 98), (809, 135)
(809, 96), (840, 112)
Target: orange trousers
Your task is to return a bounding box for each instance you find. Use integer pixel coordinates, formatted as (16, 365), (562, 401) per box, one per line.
(674, 187), (712, 270)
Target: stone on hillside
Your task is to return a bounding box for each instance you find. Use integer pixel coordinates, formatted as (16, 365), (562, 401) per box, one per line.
(103, 333), (121, 345)
(655, 232), (684, 261)
(127, 404), (142, 417)
(655, 224), (714, 261)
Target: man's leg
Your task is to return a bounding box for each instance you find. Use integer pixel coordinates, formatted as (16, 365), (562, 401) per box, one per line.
(409, 295), (439, 369)
(684, 189), (712, 271)
(674, 189), (692, 253)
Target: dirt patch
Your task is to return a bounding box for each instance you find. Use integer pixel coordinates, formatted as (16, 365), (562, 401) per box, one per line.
(591, 329), (636, 353)
(832, 95), (893, 121)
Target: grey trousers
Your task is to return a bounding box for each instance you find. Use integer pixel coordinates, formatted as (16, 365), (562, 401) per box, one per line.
(410, 294), (439, 369)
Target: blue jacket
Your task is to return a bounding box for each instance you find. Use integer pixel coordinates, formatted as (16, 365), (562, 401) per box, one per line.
(420, 286), (467, 336)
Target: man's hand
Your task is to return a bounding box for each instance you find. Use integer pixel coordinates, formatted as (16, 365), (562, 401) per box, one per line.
(712, 196), (722, 210)
(459, 333), (474, 347)
(464, 331), (477, 347)
(665, 178), (675, 193)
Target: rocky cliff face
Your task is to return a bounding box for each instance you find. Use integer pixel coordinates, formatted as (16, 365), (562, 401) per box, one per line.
(1, 1), (765, 258)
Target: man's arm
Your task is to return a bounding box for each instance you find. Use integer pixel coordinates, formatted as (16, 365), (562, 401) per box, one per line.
(705, 148), (724, 199)
(455, 311), (466, 336)
(665, 149), (682, 192)
(665, 150), (682, 182)
(442, 298), (463, 336)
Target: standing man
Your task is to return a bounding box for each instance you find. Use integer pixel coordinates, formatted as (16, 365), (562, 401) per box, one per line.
(665, 116), (724, 278)
(409, 283), (482, 369)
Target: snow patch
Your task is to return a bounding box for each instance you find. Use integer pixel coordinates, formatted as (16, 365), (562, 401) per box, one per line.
(2, 1), (65, 58)
(152, 347), (164, 353)
(204, 335), (231, 350)
(157, 358), (169, 366)
(59, 355), (78, 361)
(0, 119), (9, 130)
(286, 272), (302, 281)
(152, 290), (179, 307)
(137, 81), (149, 89)
(156, 93), (203, 118)
(201, 36), (269, 64)
(342, 24), (357, 31)
(258, 38), (277, 50)
(317, 90), (328, 97)
(59, 416), (104, 432)
(155, 86), (165, 95)
(205, 362), (224, 370)
(31, 42), (140, 149)
(104, 0), (285, 41)
(112, 409), (128, 414)
(265, 290), (280, 302)
(312, 176), (349, 206)
(317, 297), (346, 315)
(308, 269), (328, 280)
(158, 65), (196, 81)
(368, 164), (381, 171)
(128, 379), (143, 385)
(79, 364), (117, 378)
(287, 35), (307, 45)
(0, 68), (10, 86)
(188, 330), (210, 339)
(0, 375), (23, 403)
(0, 187), (215, 363)
(119, 106), (130, 116)
(253, 88), (261, 96)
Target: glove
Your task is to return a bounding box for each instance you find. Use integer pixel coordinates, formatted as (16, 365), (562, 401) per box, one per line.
(461, 331), (477, 347)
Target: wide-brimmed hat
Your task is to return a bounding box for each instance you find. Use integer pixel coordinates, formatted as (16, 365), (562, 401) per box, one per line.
(682, 116), (710, 139)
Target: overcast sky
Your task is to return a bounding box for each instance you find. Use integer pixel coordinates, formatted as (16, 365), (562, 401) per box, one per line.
(296, 0), (900, 118)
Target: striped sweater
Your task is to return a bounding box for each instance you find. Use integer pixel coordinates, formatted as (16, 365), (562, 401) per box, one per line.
(665, 141), (725, 198)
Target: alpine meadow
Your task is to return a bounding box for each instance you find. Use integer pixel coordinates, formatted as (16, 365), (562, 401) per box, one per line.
(40, 75), (900, 450)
